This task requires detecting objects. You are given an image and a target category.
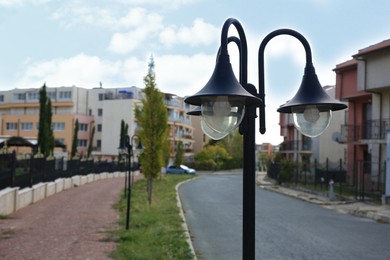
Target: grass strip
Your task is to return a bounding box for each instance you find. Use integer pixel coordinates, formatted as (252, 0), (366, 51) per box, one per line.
(111, 174), (195, 260)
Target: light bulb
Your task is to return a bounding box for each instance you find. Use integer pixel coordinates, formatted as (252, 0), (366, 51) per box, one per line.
(213, 96), (231, 117)
(303, 106), (320, 123)
(292, 105), (332, 138)
(201, 96), (245, 140)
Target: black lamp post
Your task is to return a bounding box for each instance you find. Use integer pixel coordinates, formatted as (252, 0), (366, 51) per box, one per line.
(125, 134), (143, 230)
(185, 18), (347, 260)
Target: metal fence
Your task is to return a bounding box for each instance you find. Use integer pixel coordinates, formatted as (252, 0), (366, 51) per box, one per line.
(353, 160), (385, 201)
(0, 152), (126, 190)
(267, 158), (386, 202)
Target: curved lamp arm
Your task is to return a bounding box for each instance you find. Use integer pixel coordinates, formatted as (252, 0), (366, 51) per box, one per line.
(258, 29), (313, 134)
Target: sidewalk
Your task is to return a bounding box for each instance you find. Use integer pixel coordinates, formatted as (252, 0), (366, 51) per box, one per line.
(256, 172), (390, 224)
(0, 174), (142, 259)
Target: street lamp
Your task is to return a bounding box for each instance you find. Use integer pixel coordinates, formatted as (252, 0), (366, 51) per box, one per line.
(185, 18), (347, 259)
(125, 134), (143, 230)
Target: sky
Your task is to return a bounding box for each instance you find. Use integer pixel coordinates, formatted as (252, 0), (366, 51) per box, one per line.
(0, 0), (389, 145)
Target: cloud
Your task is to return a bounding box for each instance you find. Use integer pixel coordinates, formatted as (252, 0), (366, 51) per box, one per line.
(51, 6), (163, 30)
(17, 54), (124, 88)
(159, 18), (219, 48)
(107, 13), (164, 54)
(12, 52), (215, 98)
(0, 0), (50, 6)
(118, 0), (198, 9)
(154, 53), (215, 96)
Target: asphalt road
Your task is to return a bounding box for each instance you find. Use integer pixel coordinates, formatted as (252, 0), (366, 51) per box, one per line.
(179, 173), (390, 260)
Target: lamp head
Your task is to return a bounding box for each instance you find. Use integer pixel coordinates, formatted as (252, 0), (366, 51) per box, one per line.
(184, 53), (261, 139)
(277, 63), (347, 137)
(187, 106), (201, 116)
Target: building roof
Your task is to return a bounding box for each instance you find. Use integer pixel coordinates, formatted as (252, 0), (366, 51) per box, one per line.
(353, 38), (390, 57)
(333, 59), (357, 72)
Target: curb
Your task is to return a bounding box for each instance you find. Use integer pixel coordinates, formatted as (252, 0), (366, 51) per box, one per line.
(176, 177), (199, 260)
(258, 182), (390, 224)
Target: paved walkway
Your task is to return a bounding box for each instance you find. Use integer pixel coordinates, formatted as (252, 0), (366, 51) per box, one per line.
(257, 172), (390, 224)
(0, 176), (135, 260)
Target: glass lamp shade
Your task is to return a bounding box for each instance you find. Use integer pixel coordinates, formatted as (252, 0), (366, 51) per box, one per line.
(201, 96), (245, 140)
(200, 118), (229, 140)
(292, 105), (332, 137)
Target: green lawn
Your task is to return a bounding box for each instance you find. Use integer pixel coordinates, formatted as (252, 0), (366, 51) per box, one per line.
(110, 174), (196, 260)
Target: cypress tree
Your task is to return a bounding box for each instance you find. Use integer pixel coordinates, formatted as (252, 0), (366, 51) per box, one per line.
(135, 56), (168, 206)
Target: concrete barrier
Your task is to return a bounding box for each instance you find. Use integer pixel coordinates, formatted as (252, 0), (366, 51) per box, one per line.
(80, 176), (88, 185)
(46, 182), (56, 197)
(0, 187), (18, 215)
(94, 174), (100, 181)
(87, 174), (94, 183)
(71, 176), (81, 187)
(17, 187), (33, 211)
(55, 179), (64, 193)
(0, 172), (125, 216)
(32, 183), (47, 203)
(64, 178), (72, 190)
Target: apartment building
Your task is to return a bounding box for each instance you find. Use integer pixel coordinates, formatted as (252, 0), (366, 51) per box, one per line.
(279, 85), (346, 167)
(335, 39), (390, 192)
(0, 85), (195, 160)
(0, 86), (93, 156)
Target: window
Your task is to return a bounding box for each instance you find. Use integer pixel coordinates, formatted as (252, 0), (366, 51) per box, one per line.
(47, 92), (56, 100)
(97, 139), (101, 148)
(21, 122), (33, 131)
(97, 124), (102, 132)
(13, 93), (26, 101)
(98, 93), (104, 101)
(59, 91), (72, 100)
(6, 122), (18, 130)
(79, 123), (88, 132)
(77, 139), (87, 147)
(98, 109), (103, 116)
(53, 122), (65, 131)
(27, 92), (39, 100)
(0, 95), (4, 102)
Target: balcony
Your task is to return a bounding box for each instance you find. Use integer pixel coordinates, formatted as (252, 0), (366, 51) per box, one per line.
(339, 125), (360, 143)
(340, 119), (390, 142)
(279, 140), (312, 152)
(362, 118), (390, 140)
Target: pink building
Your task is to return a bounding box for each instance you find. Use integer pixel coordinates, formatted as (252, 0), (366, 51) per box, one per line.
(335, 39), (390, 194)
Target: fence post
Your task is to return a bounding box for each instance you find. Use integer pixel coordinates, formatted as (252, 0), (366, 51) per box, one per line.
(314, 159), (317, 190)
(11, 151), (16, 187)
(339, 158), (343, 196)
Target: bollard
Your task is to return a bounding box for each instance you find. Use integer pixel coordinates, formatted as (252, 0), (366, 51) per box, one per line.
(328, 179), (335, 200)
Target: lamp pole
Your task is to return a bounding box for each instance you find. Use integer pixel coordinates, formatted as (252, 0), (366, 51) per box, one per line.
(125, 135), (132, 230)
(125, 134), (142, 230)
(185, 18), (347, 259)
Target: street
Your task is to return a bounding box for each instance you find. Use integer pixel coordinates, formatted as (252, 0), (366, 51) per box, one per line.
(179, 173), (390, 260)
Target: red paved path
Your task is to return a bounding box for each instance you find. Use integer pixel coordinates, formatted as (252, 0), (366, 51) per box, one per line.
(0, 176), (132, 260)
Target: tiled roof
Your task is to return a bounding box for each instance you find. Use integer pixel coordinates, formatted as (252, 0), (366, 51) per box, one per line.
(353, 39), (390, 57)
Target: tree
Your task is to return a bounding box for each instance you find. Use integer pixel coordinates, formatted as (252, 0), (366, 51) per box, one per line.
(37, 83), (54, 157)
(195, 145), (231, 164)
(174, 141), (184, 167)
(119, 119), (126, 149)
(135, 56), (168, 206)
(46, 99), (55, 156)
(87, 125), (95, 158)
(71, 119), (79, 158)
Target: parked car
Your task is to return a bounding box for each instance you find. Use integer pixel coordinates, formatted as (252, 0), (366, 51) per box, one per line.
(166, 165), (196, 174)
